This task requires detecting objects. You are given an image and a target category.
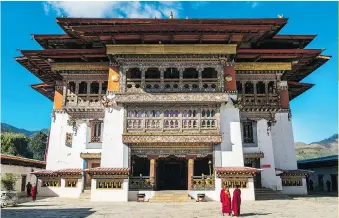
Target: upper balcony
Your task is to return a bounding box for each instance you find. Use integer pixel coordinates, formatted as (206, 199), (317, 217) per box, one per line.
(124, 67), (223, 93)
(64, 81), (107, 112)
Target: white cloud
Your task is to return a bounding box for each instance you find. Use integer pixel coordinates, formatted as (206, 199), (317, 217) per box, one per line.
(43, 1), (182, 18)
(251, 2), (258, 8)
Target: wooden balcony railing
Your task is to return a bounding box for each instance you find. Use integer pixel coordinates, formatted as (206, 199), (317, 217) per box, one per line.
(126, 78), (220, 93)
(129, 176), (155, 191)
(65, 94), (103, 108)
(191, 176), (215, 190)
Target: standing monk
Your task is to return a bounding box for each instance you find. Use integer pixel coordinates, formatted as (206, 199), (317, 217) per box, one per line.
(220, 185), (232, 216)
(232, 185), (241, 216)
(31, 184), (37, 201)
(26, 182), (32, 197)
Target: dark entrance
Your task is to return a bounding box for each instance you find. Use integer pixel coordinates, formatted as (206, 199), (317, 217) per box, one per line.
(245, 159), (261, 188)
(156, 156), (188, 190)
(331, 174), (338, 192)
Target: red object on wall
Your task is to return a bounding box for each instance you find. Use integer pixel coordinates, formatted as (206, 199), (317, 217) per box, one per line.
(261, 164), (271, 168)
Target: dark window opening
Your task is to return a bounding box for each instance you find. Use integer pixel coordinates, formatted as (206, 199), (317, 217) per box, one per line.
(256, 81), (266, 94)
(243, 121), (254, 143)
(268, 81), (275, 94)
(202, 68), (217, 78)
(68, 82), (76, 93)
(236, 81), (242, 94)
(245, 82), (254, 94)
(164, 68), (179, 79)
(101, 81), (108, 94)
(79, 82), (87, 94)
(90, 82), (99, 94)
(145, 68), (160, 79)
(183, 68), (198, 79)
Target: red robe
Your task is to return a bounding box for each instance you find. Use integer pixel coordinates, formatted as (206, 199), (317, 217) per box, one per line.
(232, 189), (241, 216)
(220, 189), (231, 214)
(31, 186), (37, 201)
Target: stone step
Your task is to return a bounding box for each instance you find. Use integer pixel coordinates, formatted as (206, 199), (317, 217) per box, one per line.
(255, 188), (290, 200)
(149, 191), (194, 203)
(149, 199), (195, 203)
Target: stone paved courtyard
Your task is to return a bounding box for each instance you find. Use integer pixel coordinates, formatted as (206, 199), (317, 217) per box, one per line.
(2, 196), (338, 218)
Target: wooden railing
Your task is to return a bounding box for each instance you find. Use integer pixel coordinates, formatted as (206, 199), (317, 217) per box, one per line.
(65, 94), (102, 108)
(129, 176), (155, 190)
(191, 176), (215, 190)
(126, 78), (220, 93)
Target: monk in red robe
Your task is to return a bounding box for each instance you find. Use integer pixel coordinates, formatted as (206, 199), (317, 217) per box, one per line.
(232, 185), (241, 216)
(220, 185), (232, 216)
(31, 184), (37, 201)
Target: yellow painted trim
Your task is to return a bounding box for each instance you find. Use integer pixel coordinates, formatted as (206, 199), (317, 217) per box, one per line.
(106, 44), (237, 55)
(51, 62), (109, 71)
(53, 90), (63, 110)
(235, 62), (292, 71)
(108, 67), (120, 91)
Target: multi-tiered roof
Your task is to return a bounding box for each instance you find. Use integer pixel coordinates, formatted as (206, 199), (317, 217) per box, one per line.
(16, 18), (330, 101)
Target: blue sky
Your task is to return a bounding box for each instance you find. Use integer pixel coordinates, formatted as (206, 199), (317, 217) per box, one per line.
(1, 1), (338, 143)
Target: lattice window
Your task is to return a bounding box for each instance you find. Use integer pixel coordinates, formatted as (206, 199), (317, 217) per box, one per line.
(242, 122), (254, 143)
(42, 178), (61, 187)
(91, 120), (102, 143)
(222, 178), (248, 188)
(65, 179), (78, 188)
(281, 176), (303, 186)
(96, 179), (123, 189)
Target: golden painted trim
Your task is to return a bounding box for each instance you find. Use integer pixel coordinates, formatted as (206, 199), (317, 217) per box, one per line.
(235, 62), (292, 71)
(106, 44), (237, 55)
(80, 153), (101, 159)
(51, 62), (109, 71)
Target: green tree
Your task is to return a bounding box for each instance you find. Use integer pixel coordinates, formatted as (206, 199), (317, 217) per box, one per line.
(29, 131), (48, 161)
(1, 132), (33, 158)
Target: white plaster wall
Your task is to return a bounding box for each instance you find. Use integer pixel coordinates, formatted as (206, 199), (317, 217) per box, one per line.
(90, 179), (129, 202)
(281, 178), (308, 195)
(46, 113), (86, 170)
(128, 191), (156, 201)
(306, 166), (338, 191)
(188, 190), (217, 201)
(256, 119), (277, 190)
(101, 106), (128, 168)
(0, 165), (42, 193)
(219, 100), (244, 167)
(271, 113), (297, 170)
(213, 144), (222, 167)
(36, 178), (82, 198)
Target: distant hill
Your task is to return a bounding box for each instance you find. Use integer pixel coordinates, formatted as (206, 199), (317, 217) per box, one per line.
(1, 123), (49, 137)
(296, 134), (338, 160)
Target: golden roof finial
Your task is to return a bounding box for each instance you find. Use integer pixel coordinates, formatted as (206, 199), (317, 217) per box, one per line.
(278, 14), (284, 18)
(170, 11), (173, 19)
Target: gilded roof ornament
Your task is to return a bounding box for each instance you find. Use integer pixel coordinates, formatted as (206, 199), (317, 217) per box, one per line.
(278, 14), (284, 18)
(170, 11), (173, 19)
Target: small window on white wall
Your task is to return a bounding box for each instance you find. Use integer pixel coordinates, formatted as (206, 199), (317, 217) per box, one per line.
(241, 121), (257, 146)
(91, 120), (102, 143)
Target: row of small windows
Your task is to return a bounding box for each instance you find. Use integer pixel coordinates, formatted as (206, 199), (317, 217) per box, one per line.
(127, 67), (218, 79)
(127, 120), (216, 129)
(236, 81), (275, 94)
(127, 110), (216, 118)
(68, 81), (108, 95)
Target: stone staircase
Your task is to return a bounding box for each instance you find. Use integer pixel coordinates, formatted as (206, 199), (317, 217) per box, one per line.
(149, 191), (195, 203)
(79, 190), (91, 201)
(255, 188), (290, 200)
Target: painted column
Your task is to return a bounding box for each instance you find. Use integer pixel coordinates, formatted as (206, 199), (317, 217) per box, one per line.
(149, 158), (157, 190)
(224, 65), (236, 92)
(279, 81), (290, 109)
(188, 159), (195, 190)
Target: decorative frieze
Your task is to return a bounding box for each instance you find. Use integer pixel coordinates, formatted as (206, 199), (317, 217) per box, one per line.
(115, 93), (228, 104)
(215, 167), (261, 178)
(222, 178), (249, 188)
(123, 135), (222, 144)
(96, 179), (123, 189)
(80, 152), (101, 159)
(107, 44), (237, 55)
(51, 62), (109, 71)
(235, 62), (292, 71)
(191, 176), (215, 190)
(129, 176), (154, 190)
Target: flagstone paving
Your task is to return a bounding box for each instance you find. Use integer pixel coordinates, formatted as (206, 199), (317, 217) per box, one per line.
(2, 196), (337, 218)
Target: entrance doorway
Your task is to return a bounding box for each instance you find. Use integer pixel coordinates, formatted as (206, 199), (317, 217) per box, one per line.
(245, 159), (261, 188)
(331, 174), (338, 192)
(156, 156), (188, 190)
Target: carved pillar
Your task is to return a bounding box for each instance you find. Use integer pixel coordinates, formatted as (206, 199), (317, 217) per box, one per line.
(98, 81), (102, 99)
(278, 81), (290, 109)
(265, 81), (269, 103)
(75, 82), (79, 104)
(141, 68), (146, 89)
(86, 81), (91, 106)
(253, 81), (257, 104)
(224, 65), (236, 92)
(188, 159), (194, 190)
(160, 68), (165, 89)
(148, 156), (158, 190)
(179, 67), (184, 89)
(197, 66), (203, 90)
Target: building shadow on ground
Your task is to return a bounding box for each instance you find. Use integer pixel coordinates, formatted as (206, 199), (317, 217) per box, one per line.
(2, 208), (94, 218)
(241, 213), (271, 216)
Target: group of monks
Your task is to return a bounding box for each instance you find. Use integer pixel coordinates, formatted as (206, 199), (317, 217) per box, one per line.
(220, 185), (241, 216)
